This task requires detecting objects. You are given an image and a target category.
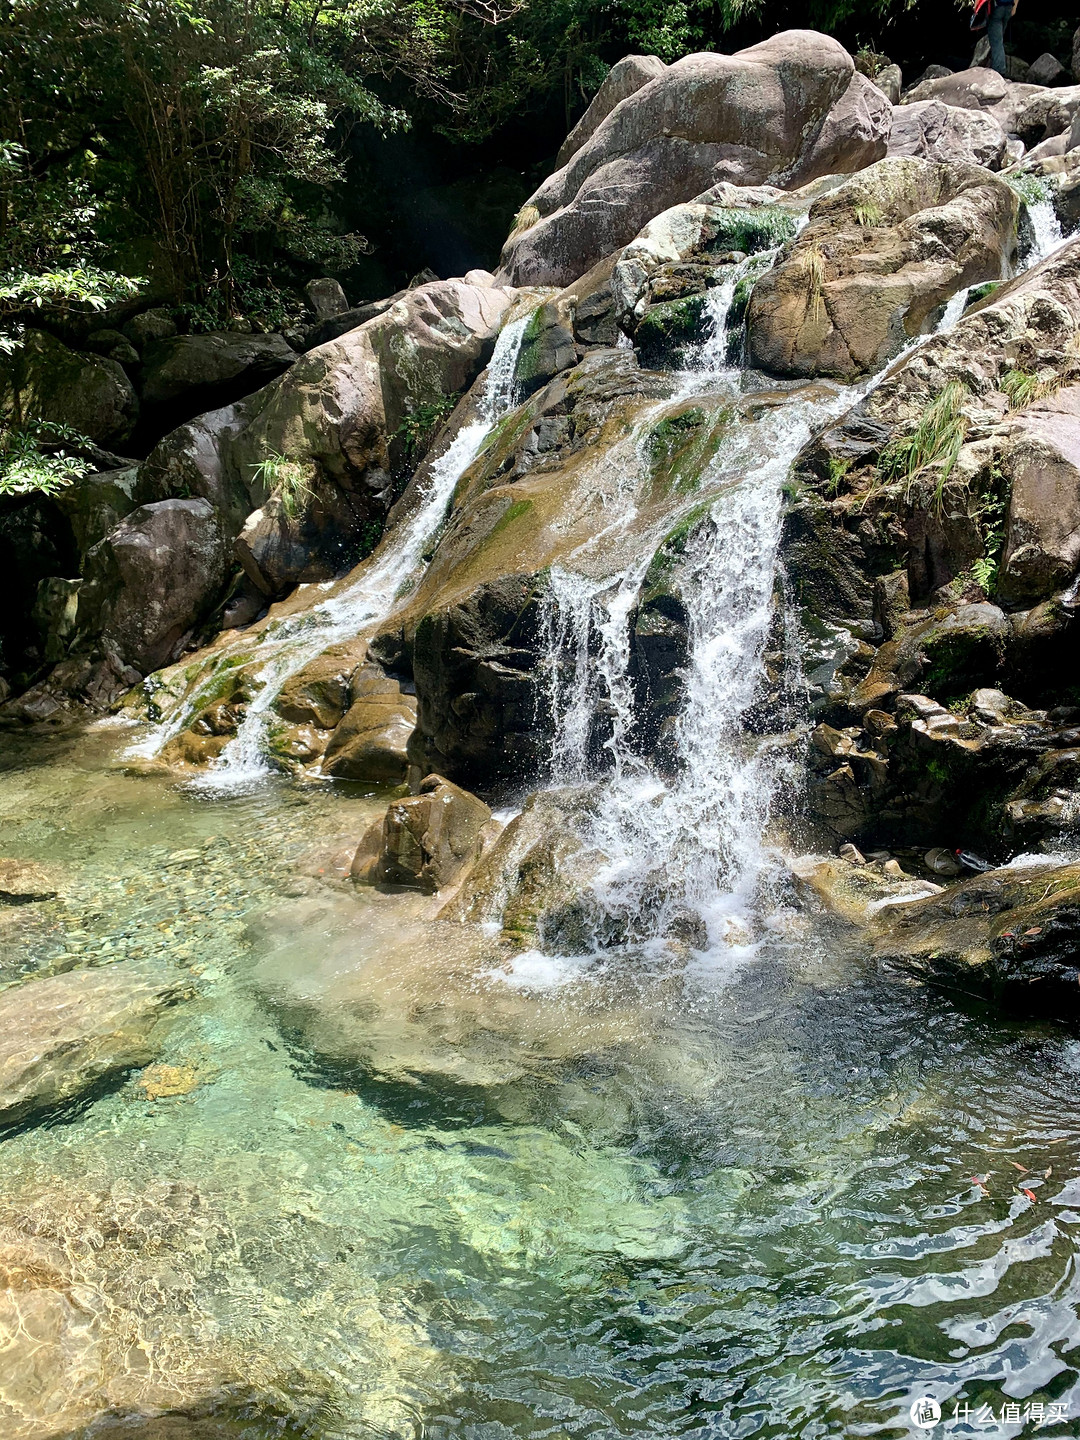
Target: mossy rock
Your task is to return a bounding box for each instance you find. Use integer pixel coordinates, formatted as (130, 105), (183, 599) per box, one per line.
(705, 206), (796, 257)
(646, 404), (733, 496)
(634, 295), (708, 369)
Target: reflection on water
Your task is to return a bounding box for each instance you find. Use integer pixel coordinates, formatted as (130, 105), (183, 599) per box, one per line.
(1, 727), (1080, 1437)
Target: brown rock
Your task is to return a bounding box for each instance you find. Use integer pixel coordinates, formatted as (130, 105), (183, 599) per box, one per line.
(322, 668), (418, 782)
(748, 157), (1019, 379)
(499, 31), (889, 287)
(997, 386), (1080, 605)
(352, 774), (491, 891)
(556, 54), (668, 168)
(887, 100), (1008, 169)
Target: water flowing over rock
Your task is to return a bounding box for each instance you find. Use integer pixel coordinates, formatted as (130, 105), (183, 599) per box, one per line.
(498, 31), (890, 287)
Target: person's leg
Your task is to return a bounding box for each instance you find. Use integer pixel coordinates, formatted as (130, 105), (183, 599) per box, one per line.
(987, 4), (1007, 74)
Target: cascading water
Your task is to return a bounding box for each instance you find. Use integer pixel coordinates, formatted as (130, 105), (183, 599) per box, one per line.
(131, 314), (530, 784)
(530, 208), (1075, 966)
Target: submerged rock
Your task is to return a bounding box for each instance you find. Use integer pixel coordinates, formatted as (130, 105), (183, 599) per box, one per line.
(0, 963), (192, 1128)
(0, 858), (59, 904)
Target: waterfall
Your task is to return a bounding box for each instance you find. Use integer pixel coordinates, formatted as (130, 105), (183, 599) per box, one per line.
(132, 314), (530, 784)
(531, 236), (1000, 963)
(1025, 198), (1064, 267)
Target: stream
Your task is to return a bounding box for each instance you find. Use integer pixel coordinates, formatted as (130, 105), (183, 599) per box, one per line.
(2, 208), (1080, 1439)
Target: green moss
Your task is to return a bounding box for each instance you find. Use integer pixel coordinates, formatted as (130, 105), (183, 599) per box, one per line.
(705, 206), (796, 256)
(487, 497), (534, 540)
(1007, 173), (1051, 206)
(641, 502), (711, 601)
(645, 405), (732, 495)
(965, 281), (1000, 310)
(634, 295), (708, 369)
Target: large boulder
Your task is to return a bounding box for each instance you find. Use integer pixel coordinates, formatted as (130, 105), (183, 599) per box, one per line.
(0, 962), (190, 1128)
(351, 773), (491, 891)
(902, 66), (1080, 148)
(498, 31), (890, 287)
(77, 498), (229, 674)
(135, 397), (259, 539)
(556, 54), (669, 168)
(0, 330), (138, 447)
(139, 331), (295, 422)
(887, 99), (1008, 169)
(747, 158), (1019, 379)
(994, 388), (1080, 605)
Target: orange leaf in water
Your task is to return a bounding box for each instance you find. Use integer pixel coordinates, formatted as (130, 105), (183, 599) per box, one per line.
(1010, 1162), (1029, 1173)
(1024, 927), (1042, 936)
(1021, 1188), (1038, 1203)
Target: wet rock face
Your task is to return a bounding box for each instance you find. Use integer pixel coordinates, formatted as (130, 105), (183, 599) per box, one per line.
(783, 236), (1080, 855)
(438, 786), (608, 953)
(872, 861), (1080, 1013)
(498, 31), (889, 287)
(0, 963), (191, 1129)
(747, 158), (1019, 380)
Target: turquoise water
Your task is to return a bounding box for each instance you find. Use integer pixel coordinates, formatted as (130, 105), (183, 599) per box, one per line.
(2, 727), (1080, 1438)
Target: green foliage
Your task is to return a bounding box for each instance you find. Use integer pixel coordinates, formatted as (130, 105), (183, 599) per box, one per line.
(0, 420), (91, 496)
(999, 367), (1065, 411)
(826, 456), (852, 495)
(1007, 173), (1052, 206)
(250, 452), (317, 519)
(853, 200), (884, 228)
(396, 394), (459, 466)
(877, 380), (969, 499)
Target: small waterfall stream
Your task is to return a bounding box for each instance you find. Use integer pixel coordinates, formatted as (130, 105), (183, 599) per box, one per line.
(131, 314), (530, 783)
